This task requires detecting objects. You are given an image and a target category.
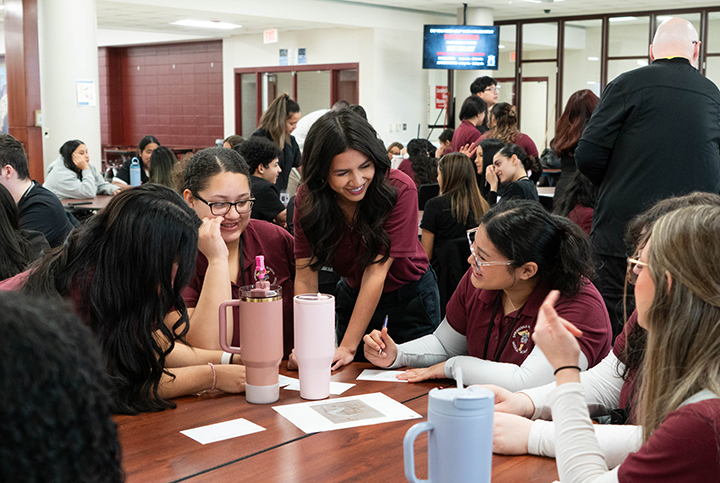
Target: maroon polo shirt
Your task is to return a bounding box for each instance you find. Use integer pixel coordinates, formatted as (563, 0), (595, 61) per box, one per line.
(445, 270), (611, 367)
(617, 398), (720, 481)
(182, 219), (295, 357)
(450, 119), (482, 154)
(614, 310), (640, 423)
(397, 158), (418, 187)
(294, 169), (428, 292)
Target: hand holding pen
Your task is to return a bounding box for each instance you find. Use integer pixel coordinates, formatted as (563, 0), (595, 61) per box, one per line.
(363, 316), (397, 368)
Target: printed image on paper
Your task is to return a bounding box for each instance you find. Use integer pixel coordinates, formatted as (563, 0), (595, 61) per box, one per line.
(311, 399), (385, 424)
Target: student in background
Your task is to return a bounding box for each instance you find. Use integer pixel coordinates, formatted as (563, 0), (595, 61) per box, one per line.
(0, 185), (247, 414)
(470, 76), (499, 133)
(387, 141), (403, 160)
(222, 135), (244, 150)
(477, 138), (505, 198)
(0, 184), (48, 280)
(252, 94), (301, 192)
(112, 135), (160, 188)
(237, 137), (287, 226)
(44, 140), (119, 199)
(398, 138), (437, 188)
(481, 103), (539, 162)
(0, 135), (73, 247)
(148, 146), (178, 188)
(0, 292), (123, 483)
(553, 171), (598, 235)
(550, 89), (599, 202)
(181, 147), (296, 357)
(485, 144), (540, 205)
(450, 96), (486, 155)
(293, 110), (441, 370)
(365, 200), (611, 390)
(435, 129), (454, 157)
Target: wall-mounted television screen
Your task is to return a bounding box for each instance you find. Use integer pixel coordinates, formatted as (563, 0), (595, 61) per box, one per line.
(423, 25), (499, 70)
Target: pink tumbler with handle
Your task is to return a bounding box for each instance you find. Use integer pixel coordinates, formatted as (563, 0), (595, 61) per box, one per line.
(293, 293), (335, 400)
(219, 257), (283, 404)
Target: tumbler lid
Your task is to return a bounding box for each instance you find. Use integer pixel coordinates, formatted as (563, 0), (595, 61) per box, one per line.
(428, 386), (494, 416)
(239, 284), (282, 302)
(294, 293), (334, 303)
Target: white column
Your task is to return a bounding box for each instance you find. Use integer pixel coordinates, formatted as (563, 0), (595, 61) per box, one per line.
(38, 0), (102, 171)
(455, 7), (494, 127)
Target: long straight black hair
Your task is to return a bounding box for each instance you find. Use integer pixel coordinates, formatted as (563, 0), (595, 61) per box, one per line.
(0, 183), (36, 280)
(298, 109), (397, 271)
(23, 185), (201, 415)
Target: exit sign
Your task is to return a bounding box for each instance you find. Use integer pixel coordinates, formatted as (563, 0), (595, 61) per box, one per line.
(264, 29), (278, 44)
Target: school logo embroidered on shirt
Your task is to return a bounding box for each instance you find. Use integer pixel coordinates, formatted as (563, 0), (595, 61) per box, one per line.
(512, 325), (532, 354)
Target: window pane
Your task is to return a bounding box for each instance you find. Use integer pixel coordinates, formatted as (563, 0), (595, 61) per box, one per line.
(608, 59), (649, 83)
(296, 70), (331, 114)
(563, 19), (601, 109)
(522, 22), (558, 60)
(608, 16), (649, 57)
(706, 57), (720, 90)
(520, 61), (556, 152)
(240, 73), (257, 139)
(707, 12), (720, 54)
(497, 24), (516, 78)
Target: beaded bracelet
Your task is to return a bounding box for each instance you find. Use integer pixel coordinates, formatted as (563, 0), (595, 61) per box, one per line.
(208, 362), (216, 391)
(553, 365), (581, 376)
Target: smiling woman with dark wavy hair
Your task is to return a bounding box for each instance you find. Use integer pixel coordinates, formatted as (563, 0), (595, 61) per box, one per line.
(293, 109), (441, 371)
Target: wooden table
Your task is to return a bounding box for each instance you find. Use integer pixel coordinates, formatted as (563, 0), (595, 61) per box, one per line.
(115, 363), (558, 483)
(537, 186), (555, 198)
(61, 195), (113, 211)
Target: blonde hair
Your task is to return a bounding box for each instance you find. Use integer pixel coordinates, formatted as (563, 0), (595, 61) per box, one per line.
(258, 93), (300, 149)
(438, 153), (489, 225)
(486, 102), (520, 145)
(638, 205), (720, 442)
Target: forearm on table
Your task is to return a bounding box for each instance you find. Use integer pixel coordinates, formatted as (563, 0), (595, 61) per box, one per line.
(391, 318), (466, 369)
(186, 259), (233, 349)
(159, 365), (215, 399)
(444, 348), (588, 392)
(164, 339), (230, 368)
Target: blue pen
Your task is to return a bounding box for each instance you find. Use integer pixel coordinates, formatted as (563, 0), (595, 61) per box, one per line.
(378, 315), (389, 356)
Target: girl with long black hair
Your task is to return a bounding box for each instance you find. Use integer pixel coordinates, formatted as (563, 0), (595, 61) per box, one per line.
(293, 110), (441, 370)
(0, 185), (246, 414)
(0, 184), (47, 280)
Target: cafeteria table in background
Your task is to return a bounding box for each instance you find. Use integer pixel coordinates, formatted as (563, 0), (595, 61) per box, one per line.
(115, 363), (559, 483)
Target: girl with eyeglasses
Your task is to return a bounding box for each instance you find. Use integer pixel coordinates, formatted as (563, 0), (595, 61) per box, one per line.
(484, 192), (720, 473)
(180, 147), (296, 357)
(293, 110), (441, 371)
(364, 200), (612, 390)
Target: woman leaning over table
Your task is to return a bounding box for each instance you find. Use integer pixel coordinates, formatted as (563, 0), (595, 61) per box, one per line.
(364, 200), (612, 390)
(0, 185), (246, 415)
(526, 204), (720, 482)
(292, 109), (441, 370)
(44, 140), (119, 199)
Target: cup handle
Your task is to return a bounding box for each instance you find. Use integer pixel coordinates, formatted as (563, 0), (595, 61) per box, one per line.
(219, 299), (241, 354)
(403, 421), (433, 483)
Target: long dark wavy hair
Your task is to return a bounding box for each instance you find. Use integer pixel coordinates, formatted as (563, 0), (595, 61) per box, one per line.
(550, 89), (599, 158)
(406, 138), (437, 185)
(552, 171), (598, 217)
(60, 139), (85, 179)
(298, 109), (397, 271)
(22, 185), (201, 415)
(0, 183), (36, 280)
(0, 292), (124, 482)
(481, 199), (594, 296)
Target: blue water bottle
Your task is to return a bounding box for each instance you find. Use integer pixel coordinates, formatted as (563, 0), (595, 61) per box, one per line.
(129, 157), (141, 187)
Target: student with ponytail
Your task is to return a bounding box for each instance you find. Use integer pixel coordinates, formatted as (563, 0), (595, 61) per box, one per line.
(485, 144), (540, 205)
(481, 102), (539, 160)
(252, 93), (302, 191)
(364, 200), (612, 390)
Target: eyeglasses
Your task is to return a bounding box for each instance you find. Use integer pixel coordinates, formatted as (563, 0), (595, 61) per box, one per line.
(626, 256), (649, 285)
(485, 86), (499, 93)
(466, 228), (514, 269)
(192, 192), (255, 216)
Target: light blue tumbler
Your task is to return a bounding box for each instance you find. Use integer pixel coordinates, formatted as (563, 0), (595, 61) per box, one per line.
(129, 157), (141, 187)
(403, 386), (494, 483)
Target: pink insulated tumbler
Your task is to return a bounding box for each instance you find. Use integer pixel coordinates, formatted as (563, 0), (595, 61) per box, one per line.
(293, 293), (335, 400)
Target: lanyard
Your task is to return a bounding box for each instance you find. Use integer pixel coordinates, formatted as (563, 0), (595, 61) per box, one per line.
(481, 292), (525, 362)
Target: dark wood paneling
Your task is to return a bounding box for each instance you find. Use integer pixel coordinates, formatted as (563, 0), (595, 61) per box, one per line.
(5, 0), (43, 181)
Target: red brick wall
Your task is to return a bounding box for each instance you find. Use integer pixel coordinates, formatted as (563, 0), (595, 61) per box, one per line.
(98, 40), (223, 149)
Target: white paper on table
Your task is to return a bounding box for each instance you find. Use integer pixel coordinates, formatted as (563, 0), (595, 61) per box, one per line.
(282, 379), (355, 395)
(180, 418), (265, 445)
(278, 375), (297, 387)
(273, 392), (421, 434)
(356, 369), (408, 383)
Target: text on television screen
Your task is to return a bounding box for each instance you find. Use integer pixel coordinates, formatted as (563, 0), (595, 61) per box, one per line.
(423, 25), (499, 70)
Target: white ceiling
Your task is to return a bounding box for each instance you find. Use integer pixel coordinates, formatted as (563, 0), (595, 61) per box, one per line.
(28, 0), (720, 41)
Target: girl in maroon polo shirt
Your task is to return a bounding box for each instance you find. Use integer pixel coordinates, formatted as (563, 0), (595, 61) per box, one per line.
(530, 204), (720, 482)
(11, 185), (247, 414)
(180, 147), (295, 357)
(293, 109), (441, 370)
(364, 200), (611, 390)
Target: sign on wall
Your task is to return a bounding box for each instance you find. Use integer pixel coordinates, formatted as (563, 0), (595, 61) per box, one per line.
(77, 80), (96, 107)
(435, 86), (448, 109)
(264, 29), (278, 44)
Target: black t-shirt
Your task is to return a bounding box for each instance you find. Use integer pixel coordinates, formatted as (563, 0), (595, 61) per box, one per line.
(115, 158), (149, 185)
(17, 181), (74, 248)
(420, 195), (478, 248)
(488, 177), (539, 206)
(252, 128), (300, 192)
(250, 176), (286, 222)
